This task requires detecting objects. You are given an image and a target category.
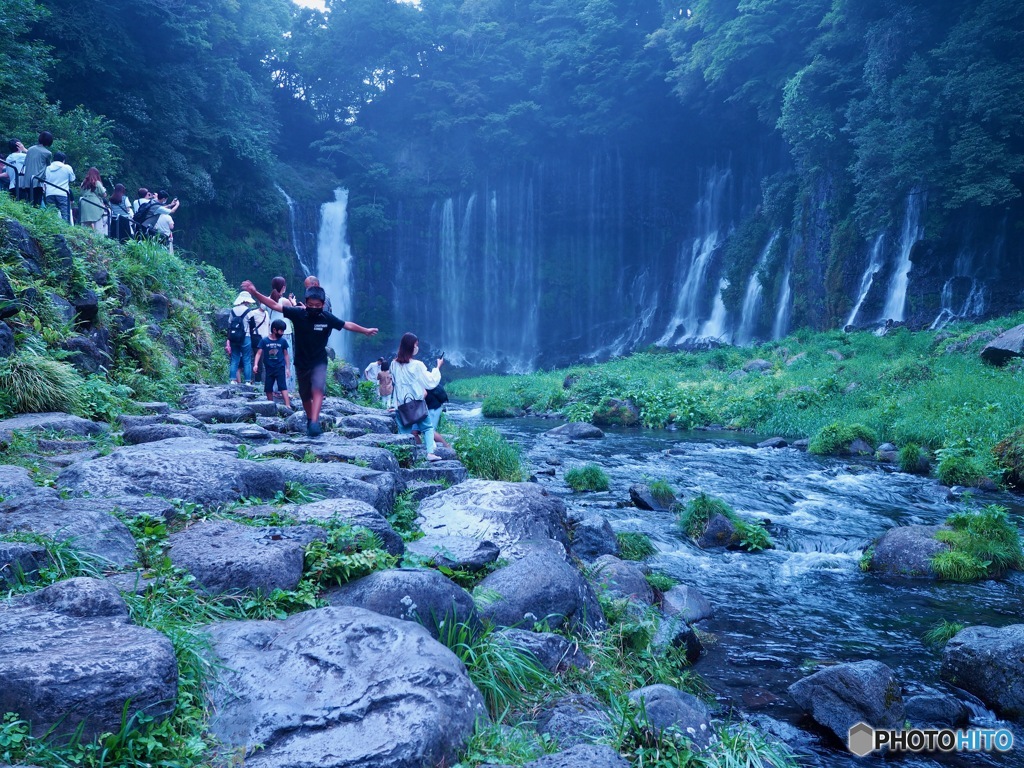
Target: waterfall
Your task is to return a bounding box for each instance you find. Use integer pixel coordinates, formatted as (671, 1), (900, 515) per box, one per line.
(736, 230), (780, 345)
(880, 192), (925, 322)
(845, 233), (885, 328)
(772, 239), (796, 340)
(700, 278), (731, 341)
(658, 168), (731, 345)
(275, 184), (314, 275)
(316, 188), (355, 362)
(439, 198), (469, 366)
(929, 250), (986, 330)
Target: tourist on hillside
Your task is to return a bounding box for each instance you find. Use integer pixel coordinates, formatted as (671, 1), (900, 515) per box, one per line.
(131, 188), (151, 214)
(390, 332), (444, 461)
(302, 275), (333, 314)
(248, 298), (270, 383)
(377, 359), (394, 408)
(241, 279), (378, 437)
(138, 190), (179, 249)
(108, 184), (132, 242)
(4, 140), (27, 200)
(42, 152), (75, 223)
(79, 167), (108, 233)
(226, 291), (258, 385)
(267, 276), (297, 384)
(253, 319), (292, 409)
(23, 131), (54, 207)
(364, 357), (383, 382)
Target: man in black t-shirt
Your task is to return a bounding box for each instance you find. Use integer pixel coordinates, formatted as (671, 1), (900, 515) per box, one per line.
(241, 280), (378, 436)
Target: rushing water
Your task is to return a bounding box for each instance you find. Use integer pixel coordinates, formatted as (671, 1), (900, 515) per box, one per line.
(449, 408), (1024, 767)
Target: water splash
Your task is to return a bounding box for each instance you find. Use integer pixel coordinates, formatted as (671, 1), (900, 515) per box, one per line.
(736, 230), (780, 345)
(881, 191), (926, 322)
(846, 233), (885, 328)
(699, 278), (731, 341)
(317, 188), (355, 362)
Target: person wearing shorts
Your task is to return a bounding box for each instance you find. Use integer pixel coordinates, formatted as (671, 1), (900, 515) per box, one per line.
(241, 280), (378, 437)
(254, 319), (291, 409)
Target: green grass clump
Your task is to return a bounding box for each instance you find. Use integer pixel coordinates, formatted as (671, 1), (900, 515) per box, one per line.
(678, 493), (773, 552)
(935, 449), (988, 487)
(922, 620), (967, 647)
(616, 532), (656, 560)
(647, 479), (676, 506)
(645, 572), (679, 592)
(808, 421), (877, 455)
(898, 443), (929, 475)
(453, 425), (525, 482)
(481, 393), (520, 418)
(565, 464), (610, 492)
(387, 491), (422, 541)
(931, 505), (1024, 581)
(0, 352), (84, 416)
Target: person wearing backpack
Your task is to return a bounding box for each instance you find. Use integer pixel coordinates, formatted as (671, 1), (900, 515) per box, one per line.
(226, 291), (258, 384)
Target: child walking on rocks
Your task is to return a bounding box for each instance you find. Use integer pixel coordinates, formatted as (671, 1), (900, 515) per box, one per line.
(241, 280), (378, 437)
(254, 319), (292, 409)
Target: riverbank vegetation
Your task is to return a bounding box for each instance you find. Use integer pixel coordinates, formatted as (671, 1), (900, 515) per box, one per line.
(449, 315), (1024, 487)
(931, 505), (1024, 581)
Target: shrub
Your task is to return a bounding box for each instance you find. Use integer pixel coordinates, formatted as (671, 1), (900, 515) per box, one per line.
(565, 464), (610, 492)
(808, 422), (877, 455)
(931, 505), (1024, 581)
(936, 450), (987, 487)
(616, 532), (656, 560)
(898, 443), (929, 475)
(993, 427), (1024, 488)
(453, 426), (525, 482)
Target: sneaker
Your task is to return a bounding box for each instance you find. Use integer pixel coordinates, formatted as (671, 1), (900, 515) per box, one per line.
(307, 420), (323, 438)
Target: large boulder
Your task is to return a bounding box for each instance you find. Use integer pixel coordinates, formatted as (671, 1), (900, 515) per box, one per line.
(168, 520), (315, 595)
(981, 324), (1024, 366)
(589, 555), (654, 603)
(264, 459), (396, 514)
(545, 422), (605, 440)
(535, 694), (615, 749)
(475, 550), (606, 632)
(406, 534), (500, 571)
(0, 578), (177, 740)
(662, 585), (713, 624)
(57, 438), (287, 505)
(868, 525), (948, 578)
(287, 498), (405, 556)
(788, 661), (905, 742)
(570, 515), (619, 562)
(498, 629), (589, 674)
(940, 624), (1024, 718)
(628, 685), (714, 750)
(0, 412), (107, 445)
(0, 465), (36, 499)
(326, 568), (476, 638)
(0, 489), (139, 567)
(904, 692), (969, 728)
(417, 480), (570, 562)
(205, 606), (485, 768)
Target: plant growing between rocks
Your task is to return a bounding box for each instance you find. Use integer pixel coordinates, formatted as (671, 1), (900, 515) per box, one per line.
(678, 494), (773, 552)
(617, 531), (657, 560)
(453, 425), (525, 482)
(930, 505), (1024, 581)
(565, 463), (610, 492)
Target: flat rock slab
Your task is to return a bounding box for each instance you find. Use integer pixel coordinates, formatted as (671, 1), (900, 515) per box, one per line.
(789, 660), (904, 742)
(263, 459), (396, 514)
(205, 423), (276, 443)
(0, 490), (139, 567)
(287, 498), (405, 556)
(941, 624), (1024, 718)
(417, 480), (570, 562)
(869, 525), (948, 578)
(206, 606), (485, 768)
(169, 519), (315, 595)
(187, 404), (258, 424)
(401, 463), (469, 486)
(545, 423), (605, 440)
(0, 412), (108, 445)
(57, 438), (286, 505)
(0, 578), (177, 740)
(122, 423), (209, 445)
(254, 439), (400, 473)
(338, 414), (397, 434)
(406, 534), (500, 571)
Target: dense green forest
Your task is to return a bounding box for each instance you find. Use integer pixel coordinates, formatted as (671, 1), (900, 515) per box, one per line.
(3, 0), (1022, 335)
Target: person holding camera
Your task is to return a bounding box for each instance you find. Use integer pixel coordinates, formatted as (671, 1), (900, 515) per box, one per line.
(391, 332), (444, 461)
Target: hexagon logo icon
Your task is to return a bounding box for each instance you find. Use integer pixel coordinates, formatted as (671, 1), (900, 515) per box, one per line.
(848, 722), (875, 757)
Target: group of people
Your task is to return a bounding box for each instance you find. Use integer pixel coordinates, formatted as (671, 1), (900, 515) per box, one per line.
(237, 277), (448, 457)
(3, 131), (180, 250)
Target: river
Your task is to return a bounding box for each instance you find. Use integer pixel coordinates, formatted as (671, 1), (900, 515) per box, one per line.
(448, 407), (1024, 767)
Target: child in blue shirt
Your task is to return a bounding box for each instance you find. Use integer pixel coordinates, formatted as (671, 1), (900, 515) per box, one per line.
(254, 319), (291, 409)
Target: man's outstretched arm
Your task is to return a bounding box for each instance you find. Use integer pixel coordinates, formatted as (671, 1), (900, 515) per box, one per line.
(241, 280), (283, 313)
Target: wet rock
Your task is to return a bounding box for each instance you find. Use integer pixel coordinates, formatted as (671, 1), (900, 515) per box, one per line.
(868, 525), (948, 578)
(589, 554), (654, 603)
(123, 423), (209, 445)
(475, 550), (606, 633)
(406, 534), (499, 571)
(522, 745), (628, 768)
(264, 459), (396, 514)
(545, 422), (605, 440)
(757, 437), (788, 449)
(417, 480), (570, 562)
(652, 613), (703, 663)
(904, 692), (969, 727)
(628, 685), (714, 749)
(0, 490), (138, 567)
(206, 606), (485, 768)
(536, 694), (615, 749)
(941, 624), (1024, 718)
(326, 568), (476, 639)
(498, 629), (589, 673)
(696, 513), (738, 549)
(0, 412), (107, 445)
(981, 324), (1024, 365)
(57, 438), (286, 506)
(168, 519), (311, 595)
(743, 358), (773, 373)
(287, 498), (405, 556)
(0, 540), (48, 586)
(662, 585), (713, 623)
(570, 515), (619, 562)
(788, 660), (905, 742)
(0, 577), (177, 740)
(629, 482), (675, 511)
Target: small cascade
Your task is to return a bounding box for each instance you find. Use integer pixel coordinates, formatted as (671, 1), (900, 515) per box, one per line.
(880, 191), (925, 322)
(929, 250), (987, 330)
(658, 168), (731, 345)
(699, 278), (730, 341)
(772, 239), (796, 340)
(275, 184), (314, 275)
(316, 188), (355, 362)
(845, 233), (885, 328)
(735, 230), (780, 345)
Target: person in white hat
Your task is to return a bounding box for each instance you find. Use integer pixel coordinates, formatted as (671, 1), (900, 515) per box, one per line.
(226, 290), (262, 384)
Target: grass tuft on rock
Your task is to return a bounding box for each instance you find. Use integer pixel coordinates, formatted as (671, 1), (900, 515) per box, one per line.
(616, 531), (656, 561)
(922, 620), (967, 647)
(931, 505), (1024, 581)
(453, 425), (525, 482)
(678, 493), (773, 552)
(808, 421), (877, 455)
(565, 463), (610, 492)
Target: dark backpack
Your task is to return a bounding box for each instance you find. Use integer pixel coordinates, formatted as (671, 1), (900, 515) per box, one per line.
(227, 307), (253, 344)
(133, 200), (157, 225)
(425, 383), (449, 410)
